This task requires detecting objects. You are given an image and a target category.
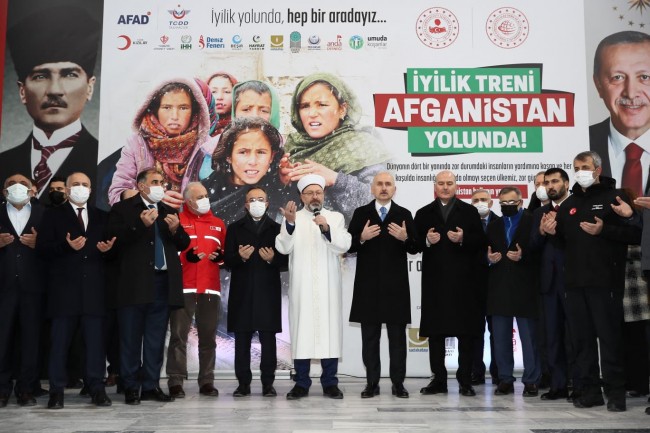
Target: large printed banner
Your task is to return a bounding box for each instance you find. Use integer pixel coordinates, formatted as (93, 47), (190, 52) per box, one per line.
(1, 0), (648, 377)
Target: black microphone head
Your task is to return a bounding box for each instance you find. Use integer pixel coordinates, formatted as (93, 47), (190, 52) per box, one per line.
(310, 203), (322, 215)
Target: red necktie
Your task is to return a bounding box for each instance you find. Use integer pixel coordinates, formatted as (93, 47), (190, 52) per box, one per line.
(622, 142), (644, 198)
(77, 207), (85, 231)
(32, 132), (81, 193)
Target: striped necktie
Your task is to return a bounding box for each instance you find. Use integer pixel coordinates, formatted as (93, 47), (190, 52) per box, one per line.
(32, 132), (81, 193)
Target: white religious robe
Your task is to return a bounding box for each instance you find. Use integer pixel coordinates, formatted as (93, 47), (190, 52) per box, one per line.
(275, 207), (351, 359)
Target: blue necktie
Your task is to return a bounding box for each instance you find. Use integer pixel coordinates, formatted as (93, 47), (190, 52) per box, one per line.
(148, 204), (165, 269)
(505, 217), (513, 247)
(380, 206), (387, 222)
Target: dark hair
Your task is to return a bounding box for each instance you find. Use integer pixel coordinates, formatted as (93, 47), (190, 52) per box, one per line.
(136, 168), (161, 185)
(498, 186), (522, 198)
(234, 81), (271, 110)
(147, 82), (199, 117)
(593, 31), (650, 75)
(207, 72), (236, 87)
(3, 173), (32, 188)
(544, 167), (569, 183)
(299, 79), (346, 107)
(246, 185), (267, 195)
(211, 117), (283, 175)
(49, 176), (66, 185)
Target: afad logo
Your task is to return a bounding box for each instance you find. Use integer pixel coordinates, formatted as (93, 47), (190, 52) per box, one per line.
(416, 7), (459, 49)
(117, 12), (151, 25)
(116, 35), (148, 50)
(168, 4), (190, 29)
(154, 34), (174, 51)
(407, 328), (428, 352)
(349, 35), (364, 50)
(270, 35), (284, 51)
(326, 34), (343, 51)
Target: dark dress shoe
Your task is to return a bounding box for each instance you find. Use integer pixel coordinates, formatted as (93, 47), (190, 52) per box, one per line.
(233, 384), (250, 397)
(105, 373), (119, 387)
(263, 385), (277, 397)
(471, 375), (486, 385)
(124, 389), (141, 405)
(66, 378), (84, 389)
(607, 400), (626, 412)
(169, 385), (185, 399)
(79, 385), (90, 397)
(540, 388), (568, 400)
(323, 385), (344, 399)
(627, 390), (647, 398)
(200, 383), (219, 397)
(141, 387), (174, 402)
(361, 384), (380, 398)
(522, 384), (539, 397)
(32, 387), (48, 398)
(47, 393), (64, 409)
(92, 390), (112, 407)
(392, 384), (409, 398)
(286, 385), (309, 400)
(420, 380), (448, 395)
(494, 382), (514, 395)
(16, 392), (37, 407)
(573, 394), (605, 408)
(645, 406), (650, 415)
(0, 394), (8, 408)
(459, 385), (476, 397)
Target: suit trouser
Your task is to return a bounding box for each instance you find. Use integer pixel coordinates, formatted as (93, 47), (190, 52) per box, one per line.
(0, 286), (43, 395)
(622, 319), (649, 395)
(541, 286), (571, 390)
(118, 273), (170, 392)
(103, 309), (120, 376)
(471, 317), (498, 381)
(565, 287), (626, 401)
(361, 323), (406, 385)
(294, 358), (338, 389)
(49, 315), (105, 394)
(234, 331), (277, 387)
(492, 315), (541, 385)
(167, 293), (220, 387)
(428, 335), (473, 387)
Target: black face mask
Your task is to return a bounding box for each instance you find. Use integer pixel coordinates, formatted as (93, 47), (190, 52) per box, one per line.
(501, 204), (519, 217)
(49, 191), (66, 206)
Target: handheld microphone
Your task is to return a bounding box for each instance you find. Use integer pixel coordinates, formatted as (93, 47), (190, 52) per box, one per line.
(311, 204), (326, 233)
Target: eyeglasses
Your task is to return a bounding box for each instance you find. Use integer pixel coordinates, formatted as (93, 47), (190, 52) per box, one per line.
(247, 197), (267, 203)
(301, 190), (323, 197)
(498, 200), (521, 206)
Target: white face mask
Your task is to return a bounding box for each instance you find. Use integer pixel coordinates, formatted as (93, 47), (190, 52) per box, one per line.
(147, 185), (165, 203)
(575, 170), (596, 188)
(535, 185), (548, 202)
(194, 197), (211, 214)
(6, 183), (30, 206)
(248, 201), (267, 218)
(69, 185), (90, 204)
(473, 201), (490, 217)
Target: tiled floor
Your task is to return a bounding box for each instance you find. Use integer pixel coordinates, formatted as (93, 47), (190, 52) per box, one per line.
(0, 378), (648, 433)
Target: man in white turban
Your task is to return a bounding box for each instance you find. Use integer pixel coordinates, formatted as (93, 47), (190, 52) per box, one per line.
(276, 174), (351, 400)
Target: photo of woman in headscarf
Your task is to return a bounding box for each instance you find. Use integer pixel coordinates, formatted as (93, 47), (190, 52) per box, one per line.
(202, 116), (292, 225)
(108, 77), (214, 208)
(282, 72), (392, 223)
(206, 71), (237, 136)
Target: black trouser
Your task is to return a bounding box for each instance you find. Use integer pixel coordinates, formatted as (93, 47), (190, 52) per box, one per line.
(429, 334), (473, 387)
(623, 320), (649, 395)
(471, 317), (498, 381)
(234, 331), (277, 387)
(565, 287), (626, 401)
(361, 323), (406, 385)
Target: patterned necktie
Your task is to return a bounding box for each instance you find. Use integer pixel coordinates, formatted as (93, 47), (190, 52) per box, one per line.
(32, 132), (81, 193)
(148, 204), (165, 269)
(380, 206), (387, 222)
(76, 207), (85, 231)
(481, 218), (488, 232)
(622, 142), (644, 198)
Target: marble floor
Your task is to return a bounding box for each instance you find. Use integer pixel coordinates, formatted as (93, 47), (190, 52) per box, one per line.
(1, 377), (649, 433)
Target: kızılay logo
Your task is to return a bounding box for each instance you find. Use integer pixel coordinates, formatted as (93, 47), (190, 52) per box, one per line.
(415, 7), (459, 49)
